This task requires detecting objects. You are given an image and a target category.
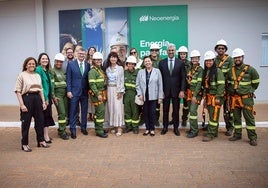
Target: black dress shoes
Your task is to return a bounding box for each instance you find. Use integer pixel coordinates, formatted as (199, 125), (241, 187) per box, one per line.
(161, 128), (168, 135)
(81, 129), (88, 135)
(174, 129), (180, 136)
(70, 133), (77, 139)
(96, 133), (108, 138)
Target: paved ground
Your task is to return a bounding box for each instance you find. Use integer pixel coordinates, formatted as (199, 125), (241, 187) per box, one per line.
(0, 104), (268, 188)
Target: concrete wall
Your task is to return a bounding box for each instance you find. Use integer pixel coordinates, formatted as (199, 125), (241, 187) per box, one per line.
(0, 0), (267, 105)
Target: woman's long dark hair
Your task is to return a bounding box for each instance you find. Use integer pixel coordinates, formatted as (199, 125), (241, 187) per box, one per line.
(202, 60), (217, 90)
(104, 51), (123, 70)
(37, 53), (52, 70)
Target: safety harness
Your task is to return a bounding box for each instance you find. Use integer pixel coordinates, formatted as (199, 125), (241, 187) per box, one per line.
(217, 54), (229, 68)
(206, 94), (221, 121)
(231, 64), (255, 114)
(89, 66), (107, 106)
(186, 65), (200, 102)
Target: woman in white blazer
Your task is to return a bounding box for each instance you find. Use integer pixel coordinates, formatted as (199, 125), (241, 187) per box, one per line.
(136, 56), (163, 136)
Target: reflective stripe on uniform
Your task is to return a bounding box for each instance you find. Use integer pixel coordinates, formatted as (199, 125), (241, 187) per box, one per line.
(246, 125), (256, 130)
(217, 80), (225, 84)
(252, 79), (260, 83)
(58, 119), (66, 124)
(89, 79), (104, 83)
(239, 81), (251, 86)
(234, 124), (242, 129)
(189, 115), (197, 119)
(96, 118), (104, 123)
(125, 83), (136, 88)
(132, 119), (140, 124)
(209, 120), (218, 127)
(125, 119), (131, 123)
(54, 81), (66, 86)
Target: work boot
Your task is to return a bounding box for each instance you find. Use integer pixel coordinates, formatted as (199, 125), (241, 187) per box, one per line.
(202, 135), (213, 142)
(249, 139), (257, 146)
(60, 133), (69, 140)
(133, 128), (139, 134)
(186, 132), (198, 138)
(229, 136), (242, 141)
(225, 129), (233, 136)
(125, 127), (133, 133)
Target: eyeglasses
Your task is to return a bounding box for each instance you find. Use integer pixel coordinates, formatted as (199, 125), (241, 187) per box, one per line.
(150, 49), (159, 52)
(217, 47), (225, 50)
(130, 51), (136, 55)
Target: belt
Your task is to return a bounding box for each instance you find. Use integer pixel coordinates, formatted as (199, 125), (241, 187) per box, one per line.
(24, 92), (39, 95)
(107, 84), (117, 87)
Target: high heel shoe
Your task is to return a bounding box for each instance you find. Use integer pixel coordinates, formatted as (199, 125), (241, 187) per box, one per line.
(37, 142), (50, 148)
(143, 130), (150, 136)
(45, 139), (52, 144)
(21, 145), (32, 152)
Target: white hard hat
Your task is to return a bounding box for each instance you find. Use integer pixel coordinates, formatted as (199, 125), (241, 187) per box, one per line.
(54, 53), (65, 61)
(150, 43), (160, 50)
(110, 33), (128, 47)
(126, 56), (137, 64)
(204, 50), (216, 60)
(178, 46), (188, 53)
(232, 48), (245, 58)
(215, 39), (228, 50)
(92, 52), (103, 60)
(190, 50), (201, 58)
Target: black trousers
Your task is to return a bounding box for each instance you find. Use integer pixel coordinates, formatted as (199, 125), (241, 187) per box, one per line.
(163, 96), (180, 129)
(21, 93), (44, 145)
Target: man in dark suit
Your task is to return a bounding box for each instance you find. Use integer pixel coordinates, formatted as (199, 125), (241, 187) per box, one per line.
(66, 48), (90, 139)
(158, 43), (186, 136)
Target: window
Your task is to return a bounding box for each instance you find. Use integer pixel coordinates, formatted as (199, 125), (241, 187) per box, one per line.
(261, 33), (268, 66)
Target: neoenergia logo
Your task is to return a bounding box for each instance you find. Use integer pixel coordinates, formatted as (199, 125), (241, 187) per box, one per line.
(139, 15), (149, 22)
(139, 15), (179, 22)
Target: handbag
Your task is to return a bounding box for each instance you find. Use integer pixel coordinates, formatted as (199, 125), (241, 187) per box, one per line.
(135, 95), (144, 106)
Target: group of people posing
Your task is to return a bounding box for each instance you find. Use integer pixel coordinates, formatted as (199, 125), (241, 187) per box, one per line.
(14, 39), (260, 152)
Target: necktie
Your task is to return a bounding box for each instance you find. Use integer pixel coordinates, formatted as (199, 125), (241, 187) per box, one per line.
(79, 62), (83, 75)
(169, 59), (173, 75)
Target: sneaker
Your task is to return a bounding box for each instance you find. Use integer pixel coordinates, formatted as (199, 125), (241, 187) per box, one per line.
(229, 136), (242, 141)
(249, 140), (257, 146)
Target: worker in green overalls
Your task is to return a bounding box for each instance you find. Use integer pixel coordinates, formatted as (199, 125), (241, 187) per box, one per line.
(51, 53), (69, 140)
(202, 51), (225, 142)
(226, 48), (260, 146)
(185, 50), (203, 138)
(124, 56), (140, 134)
(88, 52), (108, 138)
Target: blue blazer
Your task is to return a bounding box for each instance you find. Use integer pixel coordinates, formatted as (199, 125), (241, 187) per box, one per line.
(66, 59), (90, 97)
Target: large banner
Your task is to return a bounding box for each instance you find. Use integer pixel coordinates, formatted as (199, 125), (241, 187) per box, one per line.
(59, 5), (187, 59)
(129, 5), (188, 58)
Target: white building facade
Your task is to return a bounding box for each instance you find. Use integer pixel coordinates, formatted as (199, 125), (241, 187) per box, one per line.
(0, 0), (267, 105)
